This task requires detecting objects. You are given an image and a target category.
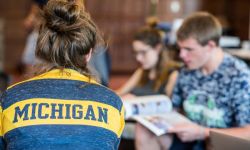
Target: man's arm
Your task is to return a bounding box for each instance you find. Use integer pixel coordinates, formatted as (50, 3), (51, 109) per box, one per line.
(210, 125), (250, 139)
(169, 123), (250, 142)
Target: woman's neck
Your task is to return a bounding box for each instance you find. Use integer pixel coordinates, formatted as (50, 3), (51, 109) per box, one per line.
(148, 68), (157, 80)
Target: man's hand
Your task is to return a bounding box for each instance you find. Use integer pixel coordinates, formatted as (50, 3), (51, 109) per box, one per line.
(168, 123), (208, 142)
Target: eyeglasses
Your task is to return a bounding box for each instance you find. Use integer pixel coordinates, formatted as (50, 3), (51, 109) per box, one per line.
(133, 48), (153, 57)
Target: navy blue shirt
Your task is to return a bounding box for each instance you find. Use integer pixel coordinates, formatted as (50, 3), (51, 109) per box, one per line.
(0, 69), (125, 150)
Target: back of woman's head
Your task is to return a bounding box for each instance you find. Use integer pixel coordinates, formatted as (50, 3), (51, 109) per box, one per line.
(36, 0), (101, 74)
(134, 27), (162, 48)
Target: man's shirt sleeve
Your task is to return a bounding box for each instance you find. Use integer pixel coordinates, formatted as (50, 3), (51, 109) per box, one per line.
(231, 74), (250, 126)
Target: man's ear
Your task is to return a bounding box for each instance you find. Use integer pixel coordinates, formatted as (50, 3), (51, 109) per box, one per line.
(207, 40), (217, 49)
(85, 48), (93, 62)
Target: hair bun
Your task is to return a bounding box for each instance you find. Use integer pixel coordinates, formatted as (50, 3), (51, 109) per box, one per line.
(44, 0), (81, 33)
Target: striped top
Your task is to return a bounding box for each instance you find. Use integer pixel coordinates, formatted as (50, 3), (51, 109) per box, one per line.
(0, 69), (125, 150)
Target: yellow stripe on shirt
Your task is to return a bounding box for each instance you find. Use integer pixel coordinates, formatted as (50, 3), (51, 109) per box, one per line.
(2, 98), (123, 137)
(0, 106), (2, 137)
(8, 69), (99, 90)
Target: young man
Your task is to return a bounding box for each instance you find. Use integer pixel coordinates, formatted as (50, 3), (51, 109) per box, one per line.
(170, 12), (250, 149)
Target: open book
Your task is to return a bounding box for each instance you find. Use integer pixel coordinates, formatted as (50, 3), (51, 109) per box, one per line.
(123, 95), (191, 136)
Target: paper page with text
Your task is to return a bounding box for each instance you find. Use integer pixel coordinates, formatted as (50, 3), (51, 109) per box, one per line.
(123, 95), (173, 119)
(133, 111), (191, 136)
(122, 95), (191, 136)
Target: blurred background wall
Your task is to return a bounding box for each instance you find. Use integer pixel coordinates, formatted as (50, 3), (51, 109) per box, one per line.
(0, 0), (29, 73)
(0, 0), (249, 74)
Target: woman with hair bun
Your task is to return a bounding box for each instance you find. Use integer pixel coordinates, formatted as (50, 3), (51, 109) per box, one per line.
(0, 0), (124, 149)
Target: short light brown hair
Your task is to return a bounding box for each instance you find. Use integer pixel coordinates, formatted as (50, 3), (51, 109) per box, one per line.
(177, 12), (222, 46)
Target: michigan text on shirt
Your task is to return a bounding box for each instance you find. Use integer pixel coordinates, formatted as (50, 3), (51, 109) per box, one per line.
(2, 98), (123, 136)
